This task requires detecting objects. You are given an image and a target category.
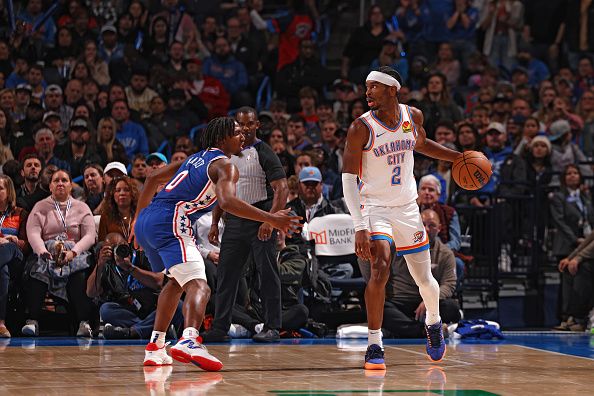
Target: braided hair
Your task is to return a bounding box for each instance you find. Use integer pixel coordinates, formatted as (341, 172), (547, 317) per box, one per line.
(201, 117), (237, 149)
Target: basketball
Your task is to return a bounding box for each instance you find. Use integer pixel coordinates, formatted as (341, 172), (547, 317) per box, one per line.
(452, 151), (493, 191)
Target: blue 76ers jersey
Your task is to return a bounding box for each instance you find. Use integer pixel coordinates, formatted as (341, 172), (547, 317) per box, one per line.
(151, 148), (227, 222)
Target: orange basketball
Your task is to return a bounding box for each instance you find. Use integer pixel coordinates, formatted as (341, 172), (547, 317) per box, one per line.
(452, 151), (493, 191)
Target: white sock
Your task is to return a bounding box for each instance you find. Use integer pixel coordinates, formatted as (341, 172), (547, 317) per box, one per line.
(368, 328), (383, 348)
(182, 327), (199, 340)
(404, 250), (441, 326)
(150, 330), (166, 348)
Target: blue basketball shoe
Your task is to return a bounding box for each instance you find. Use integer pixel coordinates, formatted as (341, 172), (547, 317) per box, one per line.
(364, 344), (386, 370)
(425, 321), (446, 362)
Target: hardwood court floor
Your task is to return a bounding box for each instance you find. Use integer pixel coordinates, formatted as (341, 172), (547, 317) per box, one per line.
(0, 334), (593, 395)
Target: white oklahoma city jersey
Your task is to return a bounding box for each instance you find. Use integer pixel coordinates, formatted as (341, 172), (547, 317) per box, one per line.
(358, 104), (418, 207)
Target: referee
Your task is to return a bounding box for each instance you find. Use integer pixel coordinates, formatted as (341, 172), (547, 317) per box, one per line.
(205, 107), (288, 342)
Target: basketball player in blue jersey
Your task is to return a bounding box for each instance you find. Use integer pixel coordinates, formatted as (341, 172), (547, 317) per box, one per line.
(131, 117), (301, 370)
(342, 67), (465, 369)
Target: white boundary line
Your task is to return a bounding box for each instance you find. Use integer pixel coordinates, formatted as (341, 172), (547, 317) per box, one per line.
(514, 344), (594, 362)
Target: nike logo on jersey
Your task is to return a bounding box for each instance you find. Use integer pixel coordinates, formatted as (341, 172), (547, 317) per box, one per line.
(376, 131), (387, 138)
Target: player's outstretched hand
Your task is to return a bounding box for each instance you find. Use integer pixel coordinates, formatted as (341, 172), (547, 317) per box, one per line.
(270, 208), (303, 234)
(355, 230), (373, 261)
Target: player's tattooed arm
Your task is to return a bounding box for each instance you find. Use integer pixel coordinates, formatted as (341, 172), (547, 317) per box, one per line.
(410, 107), (460, 162)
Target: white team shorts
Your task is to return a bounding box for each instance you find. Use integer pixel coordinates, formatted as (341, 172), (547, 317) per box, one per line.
(167, 258), (207, 287)
(361, 200), (429, 256)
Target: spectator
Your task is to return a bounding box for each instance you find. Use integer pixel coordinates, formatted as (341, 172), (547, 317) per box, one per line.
(81, 163), (104, 213)
(513, 116), (542, 156)
(98, 25), (124, 64)
(431, 42), (460, 90)
(286, 166), (343, 245)
(171, 151), (187, 163)
(17, 162), (56, 213)
(98, 176), (137, 242)
(522, 0), (565, 71)
(550, 164), (594, 263)
(82, 40), (110, 87)
(64, 79), (84, 107)
(511, 97), (533, 118)
(56, 117), (106, 179)
(419, 73), (462, 139)
(226, 16), (262, 77)
(479, 0), (524, 71)
(163, 89), (201, 138)
(342, 5), (390, 83)
(165, 41), (185, 76)
(359, 208), (460, 338)
(86, 232), (183, 339)
(43, 84), (73, 127)
(23, 169), (95, 337)
(112, 99), (149, 158)
(276, 39), (334, 113)
(125, 68), (158, 119)
(556, 227), (594, 332)
(577, 90), (594, 158)
(0, 175), (29, 338)
(514, 46), (550, 88)
(370, 38), (409, 83)
(298, 87), (319, 139)
(145, 152), (168, 177)
(143, 96), (171, 150)
(103, 161), (127, 189)
(434, 120), (457, 146)
(18, 0), (57, 46)
(524, 135), (553, 188)
(13, 84), (31, 123)
(46, 27), (78, 70)
(143, 16), (170, 65)
(490, 92), (511, 125)
(287, 114), (312, 152)
(456, 122), (481, 152)
(185, 59), (230, 120)
(205, 107), (288, 343)
(202, 36), (249, 106)
(548, 120), (592, 178)
(31, 127), (71, 172)
(43, 111), (66, 145)
(16, 153), (42, 200)
(97, 117), (129, 165)
(26, 64), (46, 103)
(129, 155), (147, 185)
(417, 175), (465, 285)
(558, 0), (594, 69)
(446, 0), (479, 62)
(152, 0), (198, 45)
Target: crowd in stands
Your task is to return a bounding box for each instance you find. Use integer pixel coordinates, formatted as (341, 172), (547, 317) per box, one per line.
(0, 0), (593, 339)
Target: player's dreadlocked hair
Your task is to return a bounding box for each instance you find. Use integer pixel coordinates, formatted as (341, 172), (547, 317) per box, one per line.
(201, 117), (237, 149)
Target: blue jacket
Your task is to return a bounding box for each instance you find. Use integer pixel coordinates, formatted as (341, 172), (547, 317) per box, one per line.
(480, 146), (513, 194)
(202, 55), (248, 95)
(116, 121), (149, 158)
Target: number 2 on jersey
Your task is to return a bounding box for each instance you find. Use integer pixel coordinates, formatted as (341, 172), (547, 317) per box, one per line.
(391, 166), (401, 185)
(164, 170), (189, 192)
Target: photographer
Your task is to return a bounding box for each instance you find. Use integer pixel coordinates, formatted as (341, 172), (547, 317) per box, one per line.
(86, 232), (183, 339)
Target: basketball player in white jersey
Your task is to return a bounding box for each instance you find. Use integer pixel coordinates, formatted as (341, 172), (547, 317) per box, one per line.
(342, 67), (462, 369)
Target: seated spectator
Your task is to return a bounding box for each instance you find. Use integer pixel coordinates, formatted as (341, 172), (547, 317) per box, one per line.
(185, 58), (230, 120)
(434, 120), (457, 146)
(112, 99), (149, 158)
(29, 127), (71, 172)
(82, 164), (105, 213)
(286, 167), (343, 246)
(83, 40), (110, 87)
(202, 36), (250, 107)
(0, 176), (29, 338)
(97, 117), (129, 165)
(16, 154), (42, 201)
(129, 155), (147, 186)
(556, 228), (594, 332)
(513, 116), (542, 156)
(370, 38), (409, 83)
(418, 73), (462, 139)
(124, 68), (158, 120)
(418, 175), (465, 287)
(98, 176), (138, 242)
(359, 209), (461, 338)
(548, 119), (592, 179)
(171, 151), (187, 163)
(56, 117), (107, 179)
(23, 169), (95, 337)
(287, 114), (313, 153)
(431, 43), (460, 90)
(456, 122), (481, 152)
(86, 232), (183, 339)
(17, 163), (57, 212)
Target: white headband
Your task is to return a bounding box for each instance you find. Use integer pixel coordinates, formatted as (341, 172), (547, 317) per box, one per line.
(366, 71), (401, 91)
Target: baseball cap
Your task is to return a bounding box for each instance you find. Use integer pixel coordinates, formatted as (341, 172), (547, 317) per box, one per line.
(299, 166), (322, 183)
(486, 122), (506, 134)
(548, 119), (571, 142)
(45, 84), (63, 95)
(100, 25), (117, 35)
(146, 152), (168, 165)
(42, 111), (61, 123)
(16, 83), (32, 93)
(104, 161), (127, 175)
(493, 92), (510, 102)
(69, 117), (89, 130)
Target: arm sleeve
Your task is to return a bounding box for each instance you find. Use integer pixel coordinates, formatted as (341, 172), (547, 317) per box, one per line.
(258, 142), (286, 182)
(342, 173), (367, 232)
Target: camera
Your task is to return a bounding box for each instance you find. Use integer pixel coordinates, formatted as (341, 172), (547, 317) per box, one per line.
(114, 244), (132, 259)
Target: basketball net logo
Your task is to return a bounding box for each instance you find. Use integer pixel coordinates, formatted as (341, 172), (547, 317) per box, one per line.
(413, 231), (424, 243)
(310, 230), (328, 245)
